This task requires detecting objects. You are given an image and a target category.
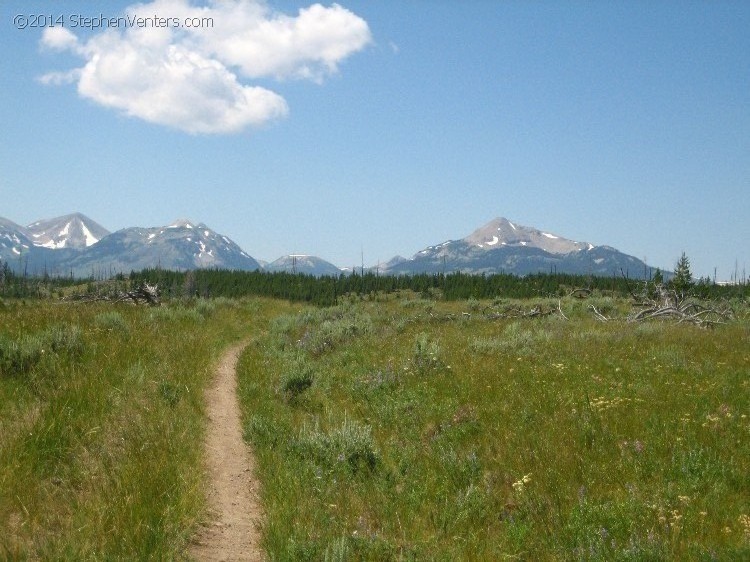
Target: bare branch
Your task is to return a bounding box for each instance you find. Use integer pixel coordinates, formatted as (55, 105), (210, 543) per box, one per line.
(589, 304), (610, 322)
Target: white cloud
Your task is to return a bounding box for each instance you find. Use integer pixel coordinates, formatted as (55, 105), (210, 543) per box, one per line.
(40, 27), (82, 52)
(76, 41), (289, 134)
(38, 69), (81, 86)
(195, 2), (373, 81)
(39, 0), (372, 134)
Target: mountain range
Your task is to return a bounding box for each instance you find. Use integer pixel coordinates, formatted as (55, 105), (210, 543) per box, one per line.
(379, 218), (654, 278)
(0, 213), (658, 279)
(0, 214), (260, 277)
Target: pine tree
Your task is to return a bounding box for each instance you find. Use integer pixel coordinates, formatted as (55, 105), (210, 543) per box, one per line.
(653, 268), (664, 285)
(672, 252), (693, 297)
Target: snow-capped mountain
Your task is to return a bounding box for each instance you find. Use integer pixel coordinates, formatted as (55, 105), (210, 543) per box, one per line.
(0, 215), (260, 276)
(463, 217), (591, 254)
(26, 213), (110, 249)
(60, 219), (261, 276)
(0, 217), (33, 258)
(265, 254), (342, 276)
(1, 213), (659, 280)
(382, 217), (654, 278)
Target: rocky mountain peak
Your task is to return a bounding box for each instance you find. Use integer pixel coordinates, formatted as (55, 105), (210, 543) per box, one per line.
(26, 213), (110, 250)
(462, 217), (590, 255)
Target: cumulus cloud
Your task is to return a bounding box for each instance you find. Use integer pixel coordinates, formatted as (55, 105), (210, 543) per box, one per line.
(195, 2), (373, 81)
(39, 0), (372, 134)
(40, 27), (82, 52)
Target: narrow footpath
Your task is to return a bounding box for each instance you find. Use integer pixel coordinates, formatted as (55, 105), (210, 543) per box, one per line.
(190, 341), (264, 561)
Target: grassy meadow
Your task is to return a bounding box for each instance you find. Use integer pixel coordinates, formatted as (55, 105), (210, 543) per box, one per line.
(0, 296), (293, 559)
(239, 293), (749, 560)
(1, 291), (748, 560)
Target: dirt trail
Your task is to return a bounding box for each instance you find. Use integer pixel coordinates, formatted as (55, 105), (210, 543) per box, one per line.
(190, 341), (264, 561)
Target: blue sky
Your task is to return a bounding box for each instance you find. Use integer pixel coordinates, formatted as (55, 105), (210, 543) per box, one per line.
(1, 0), (748, 279)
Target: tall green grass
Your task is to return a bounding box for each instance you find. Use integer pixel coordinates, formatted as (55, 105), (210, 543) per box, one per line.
(239, 295), (750, 560)
(0, 298), (288, 559)
(3, 294), (747, 559)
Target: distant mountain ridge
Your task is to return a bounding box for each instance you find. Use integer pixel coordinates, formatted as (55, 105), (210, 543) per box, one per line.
(0, 214), (260, 276)
(265, 254), (342, 276)
(1, 213), (660, 279)
(381, 217), (655, 278)
(61, 219), (262, 275)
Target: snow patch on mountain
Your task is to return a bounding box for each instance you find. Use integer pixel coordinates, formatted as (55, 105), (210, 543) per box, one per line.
(2, 214), (260, 276)
(81, 223), (98, 246)
(168, 219), (195, 229)
(26, 213), (109, 250)
(379, 216), (659, 279)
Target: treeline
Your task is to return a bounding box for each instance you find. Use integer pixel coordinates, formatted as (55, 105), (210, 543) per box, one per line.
(0, 261), (80, 299)
(127, 268), (749, 306)
(130, 268), (602, 305)
(2, 260), (746, 305)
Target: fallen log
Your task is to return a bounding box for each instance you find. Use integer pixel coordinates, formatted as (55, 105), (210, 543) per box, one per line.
(64, 283), (160, 306)
(114, 283), (160, 305)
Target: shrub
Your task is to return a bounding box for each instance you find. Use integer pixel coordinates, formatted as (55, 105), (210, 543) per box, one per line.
(466, 297), (482, 312)
(193, 299), (216, 318)
(587, 295), (619, 316)
(468, 337), (505, 354)
(94, 311), (129, 334)
(41, 324), (85, 357)
(270, 314), (301, 336)
(302, 312), (373, 355)
(279, 357), (315, 399)
(393, 317), (408, 333)
(294, 417), (379, 473)
(0, 334), (43, 376)
(468, 322), (551, 355)
(358, 364), (401, 390)
(412, 332), (443, 372)
(0, 324), (84, 377)
(244, 415), (291, 449)
(502, 321), (536, 348)
(400, 298), (418, 308)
